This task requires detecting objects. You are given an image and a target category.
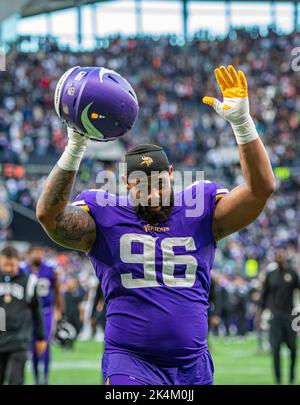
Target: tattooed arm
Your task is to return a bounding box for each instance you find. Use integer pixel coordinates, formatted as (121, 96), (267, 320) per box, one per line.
(36, 165), (96, 252)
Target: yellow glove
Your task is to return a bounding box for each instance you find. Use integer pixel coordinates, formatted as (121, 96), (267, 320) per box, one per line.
(203, 65), (259, 145)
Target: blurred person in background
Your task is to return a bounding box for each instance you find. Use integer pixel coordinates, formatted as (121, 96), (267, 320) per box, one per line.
(208, 275), (221, 336)
(63, 276), (85, 348)
(23, 246), (63, 385)
(254, 264), (274, 354)
(232, 277), (249, 337)
(215, 274), (232, 336)
(259, 249), (300, 384)
(0, 246), (46, 385)
(91, 281), (106, 340)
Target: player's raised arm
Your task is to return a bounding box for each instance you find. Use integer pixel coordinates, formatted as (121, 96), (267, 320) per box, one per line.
(36, 128), (96, 252)
(203, 65), (275, 241)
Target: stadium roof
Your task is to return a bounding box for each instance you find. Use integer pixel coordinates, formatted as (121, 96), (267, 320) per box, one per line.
(0, 0), (106, 21)
(3, 0), (299, 20)
(21, 0), (108, 18)
(0, 0), (28, 22)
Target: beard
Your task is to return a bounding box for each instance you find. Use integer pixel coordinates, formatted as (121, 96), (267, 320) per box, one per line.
(31, 258), (42, 267)
(134, 189), (174, 225)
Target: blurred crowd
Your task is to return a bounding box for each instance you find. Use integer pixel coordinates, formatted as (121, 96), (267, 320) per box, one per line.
(0, 28), (300, 333)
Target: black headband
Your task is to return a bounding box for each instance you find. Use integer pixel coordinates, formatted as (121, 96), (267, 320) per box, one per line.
(125, 144), (170, 176)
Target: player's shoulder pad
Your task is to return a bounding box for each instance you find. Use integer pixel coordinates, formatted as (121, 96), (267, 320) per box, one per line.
(203, 180), (228, 194)
(19, 261), (30, 275)
(44, 258), (58, 270)
(72, 188), (98, 209)
(204, 180), (229, 203)
(181, 180), (228, 200)
(71, 188), (118, 214)
(179, 180), (229, 217)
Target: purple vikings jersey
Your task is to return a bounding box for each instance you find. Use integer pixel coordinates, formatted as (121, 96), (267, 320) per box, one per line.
(25, 262), (56, 309)
(73, 181), (228, 367)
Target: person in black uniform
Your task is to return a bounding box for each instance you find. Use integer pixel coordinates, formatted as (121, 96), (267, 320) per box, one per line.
(0, 246), (46, 385)
(209, 274), (231, 336)
(63, 276), (85, 347)
(91, 281), (106, 338)
(260, 249), (300, 384)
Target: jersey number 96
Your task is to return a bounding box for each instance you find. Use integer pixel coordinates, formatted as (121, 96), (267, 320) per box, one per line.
(120, 234), (197, 289)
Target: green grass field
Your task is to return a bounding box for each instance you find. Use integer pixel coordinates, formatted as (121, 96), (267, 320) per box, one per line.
(25, 336), (300, 385)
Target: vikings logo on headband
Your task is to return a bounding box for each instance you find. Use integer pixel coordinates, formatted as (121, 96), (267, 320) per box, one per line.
(125, 144), (169, 175)
(140, 156), (154, 167)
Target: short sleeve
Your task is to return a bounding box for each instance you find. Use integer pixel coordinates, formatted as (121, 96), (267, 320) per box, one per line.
(214, 184), (229, 203)
(200, 181), (229, 246)
(71, 190), (100, 260)
(181, 180), (229, 220)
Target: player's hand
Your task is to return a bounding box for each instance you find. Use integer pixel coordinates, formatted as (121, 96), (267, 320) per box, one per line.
(67, 126), (90, 146)
(35, 340), (47, 356)
(57, 126), (90, 171)
(209, 315), (221, 328)
(54, 308), (62, 322)
(202, 65), (250, 126)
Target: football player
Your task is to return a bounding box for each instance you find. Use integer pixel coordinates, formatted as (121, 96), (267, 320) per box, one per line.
(36, 66), (275, 385)
(24, 246), (62, 385)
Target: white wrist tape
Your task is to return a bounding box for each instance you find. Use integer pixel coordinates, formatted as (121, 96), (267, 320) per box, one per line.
(231, 115), (259, 145)
(57, 127), (89, 171)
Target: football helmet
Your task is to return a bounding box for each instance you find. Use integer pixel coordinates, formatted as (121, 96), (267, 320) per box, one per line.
(54, 66), (139, 141)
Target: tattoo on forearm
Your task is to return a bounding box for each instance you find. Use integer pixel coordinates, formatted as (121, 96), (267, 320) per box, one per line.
(42, 165), (76, 207)
(38, 165), (96, 251)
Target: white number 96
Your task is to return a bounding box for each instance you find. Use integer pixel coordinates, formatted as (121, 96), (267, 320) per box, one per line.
(120, 233), (197, 289)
